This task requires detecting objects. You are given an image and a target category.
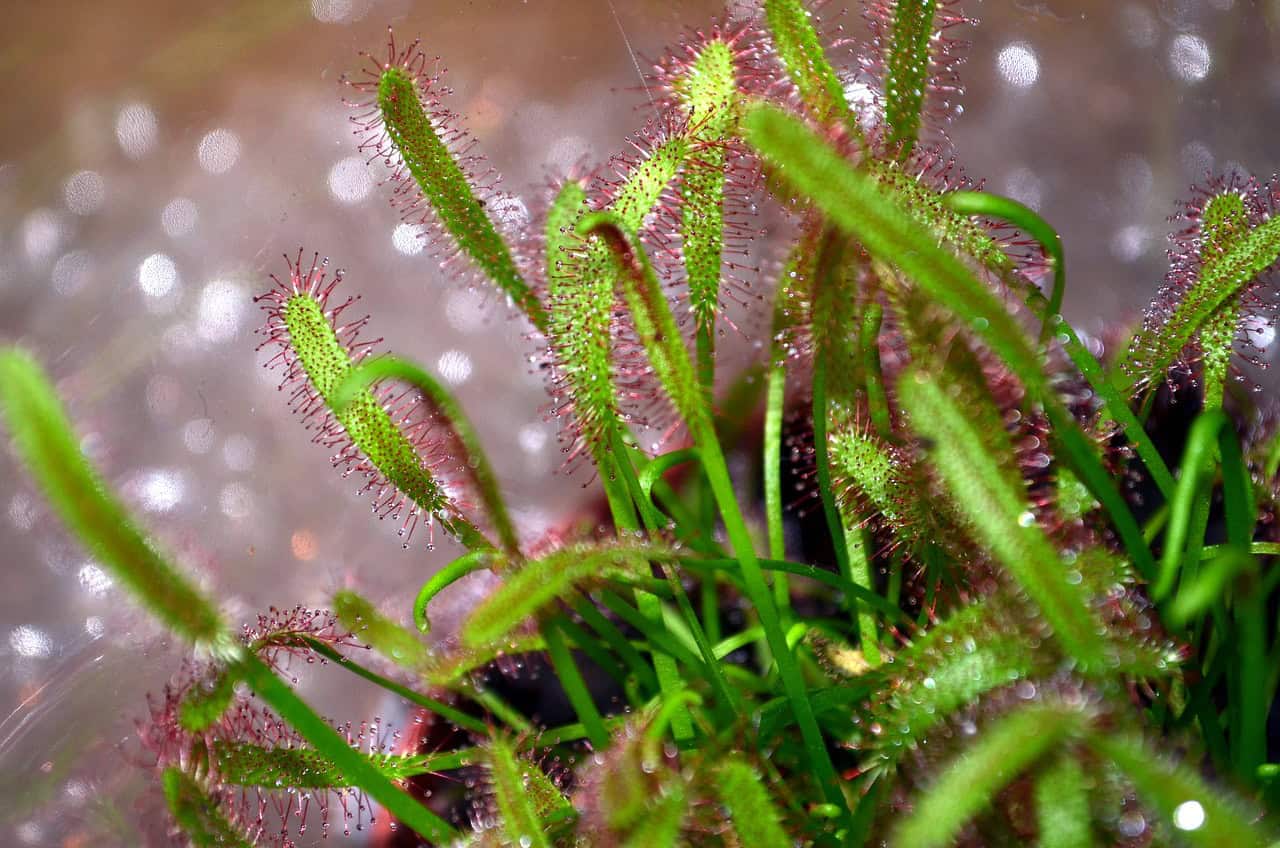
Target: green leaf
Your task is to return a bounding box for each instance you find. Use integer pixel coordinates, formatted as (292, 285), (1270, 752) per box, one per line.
(214, 740), (433, 787)
(161, 768), (252, 848)
(713, 758), (792, 848)
(375, 65), (543, 328)
(486, 736), (553, 848)
(1034, 753), (1095, 848)
(0, 348), (228, 650)
(1088, 732), (1272, 848)
(889, 703), (1084, 848)
(333, 589), (431, 670)
(622, 785), (686, 848)
(897, 370), (1108, 670)
(460, 541), (666, 648)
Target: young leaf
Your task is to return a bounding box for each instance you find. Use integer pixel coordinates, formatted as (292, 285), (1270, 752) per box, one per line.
(257, 253), (492, 550)
(622, 785), (686, 848)
(460, 541), (668, 648)
(889, 703), (1084, 848)
(714, 758), (792, 848)
(0, 348), (228, 650)
(897, 370), (1107, 670)
(1119, 208), (1280, 394)
(333, 589), (431, 670)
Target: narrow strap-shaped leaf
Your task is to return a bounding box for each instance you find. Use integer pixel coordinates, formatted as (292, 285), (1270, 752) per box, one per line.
(742, 103), (1158, 580)
(898, 370), (1107, 670)
(881, 0), (940, 157)
(486, 736), (553, 848)
(763, 0), (857, 128)
(460, 541), (666, 647)
(889, 703), (1083, 848)
(1087, 731), (1272, 848)
(542, 618), (610, 750)
(0, 348), (228, 649)
(333, 356), (520, 554)
(1034, 752), (1095, 848)
(161, 768), (252, 848)
(376, 65), (543, 328)
(714, 758), (792, 848)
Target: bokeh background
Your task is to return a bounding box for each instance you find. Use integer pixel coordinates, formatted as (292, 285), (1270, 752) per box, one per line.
(1, 0), (1277, 844)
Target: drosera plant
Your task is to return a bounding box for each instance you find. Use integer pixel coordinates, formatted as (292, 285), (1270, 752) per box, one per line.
(4, 2), (1280, 846)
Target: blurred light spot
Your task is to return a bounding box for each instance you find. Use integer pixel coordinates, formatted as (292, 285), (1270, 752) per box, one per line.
(115, 102), (158, 159)
(1112, 225), (1152, 262)
(64, 170), (105, 215)
(138, 253), (178, 298)
(84, 617), (105, 638)
(9, 493), (37, 531)
(1172, 800), (1205, 831)
(219, 482), (253, 520)
(182, 418), (216, 454)
(162, 197), (198, 238)
(1002, 166), (1044, 211)
(23, 208), (64, 262)
(445, 287), (488, 332)
(197, 279), (245, 342)
(291, 529), (318, 561)
(517, 423), (548, 454)
(1120, 4), (1157, 49)
(52, 250), (93, 296)
(311, 0), (353, 22)
(487, 195), (529, 230)
(1118, 811), (1146, 837)
(9, 625), (53, 658)
(1168, 34), (1212, 82)
(77, 562), (113, 596)
(392, 222), (426, 255)
(437, 349), (472, 385)
(222, 434), (255, 471)
(996, 42), (1040, 88)
(135, 468), (186, 512)
(197, 128), (241, 174)
(1180, 140), (1214, 177)
(327, 155), (374, 204)
(1117, 154), (1154, 197)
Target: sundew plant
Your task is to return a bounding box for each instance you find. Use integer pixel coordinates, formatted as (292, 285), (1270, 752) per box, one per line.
(4, 2), (1280, 846)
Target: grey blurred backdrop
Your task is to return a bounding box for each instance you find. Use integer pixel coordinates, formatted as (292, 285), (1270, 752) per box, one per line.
(0, 0), (1277, 844)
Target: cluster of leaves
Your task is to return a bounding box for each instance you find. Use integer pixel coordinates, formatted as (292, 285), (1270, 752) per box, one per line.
(4, 2), (1280, 845)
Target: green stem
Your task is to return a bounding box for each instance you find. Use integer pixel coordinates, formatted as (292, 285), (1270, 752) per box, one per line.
(541, 620), (610, 750)
(413, 550), (495, 633)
